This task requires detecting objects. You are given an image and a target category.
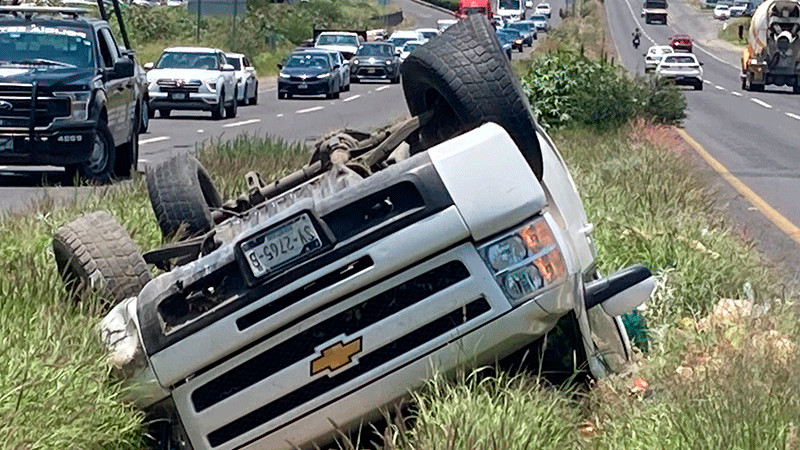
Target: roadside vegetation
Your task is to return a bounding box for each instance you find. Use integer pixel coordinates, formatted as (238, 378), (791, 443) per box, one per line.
(718, 17), (750, 46)
(0, 1), (797, 448)
(119, 0), (387, 74)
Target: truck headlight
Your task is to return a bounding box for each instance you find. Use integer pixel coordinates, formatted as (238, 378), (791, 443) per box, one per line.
(478, 217), (566, 306)
(54, 91), (91, 121)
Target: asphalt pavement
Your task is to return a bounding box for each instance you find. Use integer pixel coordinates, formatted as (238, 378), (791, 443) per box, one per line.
(605, 0), (800, 276)
(0, 0), (562, 215)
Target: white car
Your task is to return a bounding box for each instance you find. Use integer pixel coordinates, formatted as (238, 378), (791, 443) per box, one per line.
(315, 32), (361, 60)
(534, 2), (552, 18)
(226, 53), (258, 106)
(656, 53), (704, 90)
(415, 27), (440, 40)
(713, 3), (731, 19)
(322, 50), (351, 91)
(145, 47), (238, 120)
(388, 30), (426, 55)
(644, 45), (674, 72)
(399, 40), (426, 61)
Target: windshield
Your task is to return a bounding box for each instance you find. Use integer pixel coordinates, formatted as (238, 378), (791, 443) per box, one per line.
(284, 53), (330, 70)
(499, 0), (521, 9)
(228, 58), (241, 70)
(356, 44), (394, 56)
(0, 28), (94, 68)
(157, 52), (219, 69)
(464, 6), (487, 14)
(531, 14), (546, 20)
(402, 43), (422, 52)
(509, 22), (532, 31)
(664, 55), (697, 64)
(418, 30), (438, 39)
(389, 37), (415, 48)
(497, 30), (519, 39)
(317, 34), (358, 47)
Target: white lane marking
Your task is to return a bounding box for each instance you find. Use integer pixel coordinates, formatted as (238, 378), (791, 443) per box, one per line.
(277, 113), (284, 118)
(343, 94), (361, 102)
(621, 0), (655, 44)
(375, 86), (391, 92)
(714, 85), (725, 91)
(223, 119), (262, 128)
(751, 98), (772, 109)
(786, 112), (800, 120)
(198, 129), (204, 133)
(138, 159), (148, 164)
(703, 79), (712, 84)
(139, 136), (170, 145)
(296, 106), (324, 114)
(731, 92), (742, 97)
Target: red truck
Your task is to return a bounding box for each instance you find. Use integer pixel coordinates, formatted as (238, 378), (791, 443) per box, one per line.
(456, 0), (493, 19)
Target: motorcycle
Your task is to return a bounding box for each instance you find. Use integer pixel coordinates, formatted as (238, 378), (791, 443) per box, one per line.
(632, 35), (641, 49)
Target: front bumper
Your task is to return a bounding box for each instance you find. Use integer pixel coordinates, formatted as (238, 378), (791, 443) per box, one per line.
(0, 120), (96, 166)
(149, 91), (220, 112)
(278, 79), (333, 96)
(351, 64), (399, 80)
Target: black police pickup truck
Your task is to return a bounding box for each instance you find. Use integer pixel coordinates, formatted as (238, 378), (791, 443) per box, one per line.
(0, 6), (142, 182)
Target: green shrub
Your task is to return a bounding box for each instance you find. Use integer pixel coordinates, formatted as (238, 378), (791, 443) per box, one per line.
(520, 51), (686, 130)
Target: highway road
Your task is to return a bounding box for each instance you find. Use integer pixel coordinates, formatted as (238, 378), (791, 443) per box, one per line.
(606, 0), (800, 275)
(0, 0), (564, 215)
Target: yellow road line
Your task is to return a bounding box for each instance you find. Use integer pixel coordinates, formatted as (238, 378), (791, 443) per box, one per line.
(675, 128), (800, 246)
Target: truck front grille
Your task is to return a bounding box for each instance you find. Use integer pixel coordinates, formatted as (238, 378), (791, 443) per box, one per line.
(206, 297), (491, 448)
(0, 83), (70, 128)
(191, 260), (470, 412)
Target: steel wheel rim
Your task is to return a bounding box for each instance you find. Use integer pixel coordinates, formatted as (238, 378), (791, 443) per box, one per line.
(88, 131), (109, 173)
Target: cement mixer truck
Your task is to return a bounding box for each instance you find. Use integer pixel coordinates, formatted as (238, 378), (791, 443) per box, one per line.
(741, 0), (800, 92)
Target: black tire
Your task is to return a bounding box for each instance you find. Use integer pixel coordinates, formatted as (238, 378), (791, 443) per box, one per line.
(400, 14), (543, 179)
(793, 81), (800, 94)
(52, 210), (151, 306)
(391, 74), (401, 84)
(212, 90), (225, 120)
(115, 130), (139, 178)
(752, 83), (765, 92)
(79, 121), (116, 183)
(249, 82), (259, 104)
(139, 100), (150, 133)
(148, 105), (157, 119)
(695, 81), (703, 91)
(226, 89), (238, 118)
(278, 91), (286, 100)
(741, 76), (747, 90)
(159, 109), (171, 118)
(287, 93), (293, 99)
(146, 153), (223, 239)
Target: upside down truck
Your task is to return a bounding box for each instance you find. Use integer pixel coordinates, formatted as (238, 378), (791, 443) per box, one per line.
(741, 0), (800, 92)
(52, 16), (654, 450)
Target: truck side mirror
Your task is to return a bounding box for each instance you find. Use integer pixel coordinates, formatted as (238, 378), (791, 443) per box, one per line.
(143, 62), (154, 71)
(112, 58), (135, 79)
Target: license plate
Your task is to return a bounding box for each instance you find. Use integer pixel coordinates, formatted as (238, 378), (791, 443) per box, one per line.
(0, 137), (13, 152)
(240, 213), (323, 278)
(170, 93), (187, 100)
(368, 68), (376, 73)
(298, 83), (308, 89)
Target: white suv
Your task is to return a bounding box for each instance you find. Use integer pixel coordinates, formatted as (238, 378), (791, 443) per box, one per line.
(314, 32), (361, 60)
(145, 47), (238, 120)
(656, 53), (704, 90)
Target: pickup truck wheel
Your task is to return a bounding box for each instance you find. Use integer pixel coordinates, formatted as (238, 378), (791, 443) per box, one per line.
(401, 14), (544, 180)
(140, 100), (150, 133)
(212, 90), (225, 120)
(146, 153), (222, 239)
(52, 210), (151, 307)
(79, 121), (116, 183)
(159, 109), (171, 118)
(115, 131), (139, 178)
(225, 89), (238, 118)
(249, 82), (259, 104)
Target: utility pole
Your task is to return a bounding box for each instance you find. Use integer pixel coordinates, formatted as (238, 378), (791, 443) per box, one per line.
(231, 0), (238, 50)
(196, 0), (201, 43)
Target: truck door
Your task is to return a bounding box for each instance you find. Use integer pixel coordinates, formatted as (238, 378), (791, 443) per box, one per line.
(97, 28), (133, 145)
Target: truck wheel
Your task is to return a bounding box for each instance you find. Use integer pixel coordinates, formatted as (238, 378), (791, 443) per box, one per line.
(52, 211), (151, 307)
(225, 89), (238, 118)
(146, 153), (222, 239)
(793, 81), (800, 94)
(115, 131), (139, 178)
(140, 100), (150, 133)
(695, 81), (703, 91)
(741, 77), (747, 90)
(79, 121), (116, 183)
(401, 14), (543, 180)
(159, 109), (171, 118)
(212, 90), (225, 120)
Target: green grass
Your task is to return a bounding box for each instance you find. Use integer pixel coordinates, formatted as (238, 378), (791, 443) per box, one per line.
(718, 17), (750, 47)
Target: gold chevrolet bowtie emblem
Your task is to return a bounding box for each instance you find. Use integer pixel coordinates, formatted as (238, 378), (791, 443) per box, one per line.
(310, 337), (362, 376)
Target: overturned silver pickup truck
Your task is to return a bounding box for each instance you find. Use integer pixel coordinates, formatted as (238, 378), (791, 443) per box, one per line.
(53, 15), (653, 450)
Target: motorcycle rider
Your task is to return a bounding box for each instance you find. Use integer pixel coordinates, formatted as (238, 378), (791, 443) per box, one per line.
(632, 27), (641, 48)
